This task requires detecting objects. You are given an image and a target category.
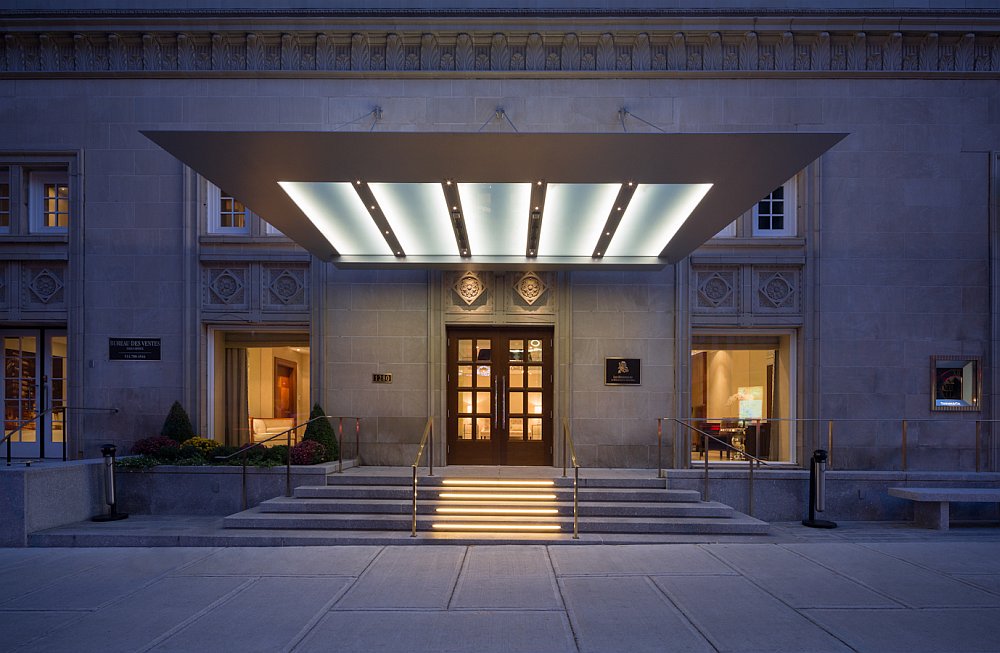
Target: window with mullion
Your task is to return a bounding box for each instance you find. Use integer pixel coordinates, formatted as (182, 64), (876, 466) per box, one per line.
(0, 168), (10, 232)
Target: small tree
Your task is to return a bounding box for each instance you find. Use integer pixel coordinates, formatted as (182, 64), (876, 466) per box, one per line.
(161, 400), (196, 444)
(302, 403), (338, 462)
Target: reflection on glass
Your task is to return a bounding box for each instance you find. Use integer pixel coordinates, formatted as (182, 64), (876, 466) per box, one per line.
(510, 339), (524, 361)
(528, 418), (542, 441)
(476, 365), (491, 388)
(458, 417), (472, 440)
(458, 365), (473, 387)
(527, 366), (542, 388)
(528, 339), (542, 362)
(476, 339), (491, 360)
(509, 393), (523, 414)
(509, 417), (523, 441)
(458, 339), (472, 361)
(476, 418), (491, 440)
(459, 391), (473, 413)
(509, 366), (523, 388)
(528, 392), (542, 414)
(476, 391), (490, 413)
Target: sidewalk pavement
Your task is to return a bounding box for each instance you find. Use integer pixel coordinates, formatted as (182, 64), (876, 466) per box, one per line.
(3, 523), (1000, 653)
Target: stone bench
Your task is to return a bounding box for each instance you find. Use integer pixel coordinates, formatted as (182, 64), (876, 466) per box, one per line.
(888, 487), (1000, 530)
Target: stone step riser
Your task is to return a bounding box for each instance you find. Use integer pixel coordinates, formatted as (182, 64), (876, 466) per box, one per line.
(295, 487), (702, 503)
(325, 476), (669, 489)
(224, 514), (767, 535)
(258, 500), (733, 519)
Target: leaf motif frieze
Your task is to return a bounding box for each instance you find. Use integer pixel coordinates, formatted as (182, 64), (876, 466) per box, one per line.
(1, 27), (998, 74)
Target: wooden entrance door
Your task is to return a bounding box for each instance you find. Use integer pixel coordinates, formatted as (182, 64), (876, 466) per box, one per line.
(273, 359), (297, 420)
(447, 327), (553, 466)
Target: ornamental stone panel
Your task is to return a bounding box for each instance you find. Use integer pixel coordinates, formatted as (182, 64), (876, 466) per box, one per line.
(204, 266), (248, 309)
(263, 265), (308, 310)
(22, 264), (66, 310)
(753, 267), (801, 314)
(693, 266), (739, 314)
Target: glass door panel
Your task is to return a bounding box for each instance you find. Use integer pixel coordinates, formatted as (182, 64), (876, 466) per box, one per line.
(3, 334), (39, 458)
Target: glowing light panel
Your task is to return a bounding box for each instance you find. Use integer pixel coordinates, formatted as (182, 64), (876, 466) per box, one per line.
(539, 184), (620, 257)
(369, 183), (454, 256)
(461, 183), (532, 256)
(607, 183), (714, 257)
(278, 181), (391, 256)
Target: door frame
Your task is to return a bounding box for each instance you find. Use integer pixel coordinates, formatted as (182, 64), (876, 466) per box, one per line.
(446, 326), (554, 466)
(1, 328), (67, 459)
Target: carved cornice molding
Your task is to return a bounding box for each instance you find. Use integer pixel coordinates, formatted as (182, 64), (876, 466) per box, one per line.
(2, 27), (999, 74)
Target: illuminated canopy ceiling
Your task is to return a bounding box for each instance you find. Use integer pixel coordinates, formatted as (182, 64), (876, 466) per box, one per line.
(144, 131), (845, 270)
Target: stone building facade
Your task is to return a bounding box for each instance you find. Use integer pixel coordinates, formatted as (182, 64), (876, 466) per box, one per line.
(1, 1), (998, 476)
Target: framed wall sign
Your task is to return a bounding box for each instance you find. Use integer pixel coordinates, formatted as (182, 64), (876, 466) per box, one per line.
(930, 355), (981, 411)
(605, 358), (641, 385)
(109, 337), (161, 361)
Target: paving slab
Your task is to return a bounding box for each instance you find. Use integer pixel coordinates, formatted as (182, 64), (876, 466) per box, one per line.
(295, 610), (576, 653)
(706, 543), (900, 608)
(335, 546), (465, 609)
(0, 611), (82, 651)
(0, 548), (140, 604)
(175, 545), (379, 576)
(861, 541), (1000, 575)
(549, 543), (734, 576)
(806, 607), (1000, 653)
(151, 576), (351, 653)
(786, 542), (1000, 608)
(450, 545), (562, 609)
(653, 575), (853, 653)
(560, 576), (714, 653)
(10, 547), (216, 610)
(23, 576), (251, 653)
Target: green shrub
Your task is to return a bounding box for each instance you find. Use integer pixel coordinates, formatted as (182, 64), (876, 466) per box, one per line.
(160, 401), (196, 444)
(179, 437), (222, 458)
(302, 404), (338, 462)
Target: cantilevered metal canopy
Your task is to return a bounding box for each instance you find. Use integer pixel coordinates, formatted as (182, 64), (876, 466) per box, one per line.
(144, 131), (845, 270)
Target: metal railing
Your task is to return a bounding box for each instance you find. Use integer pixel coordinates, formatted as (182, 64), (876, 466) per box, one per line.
(562, 417), (580, 539)
(215, 414), (361, 511)
(410, 417), (434, 537)
(668, 418), (768, 516)
(3, 406), (119, 466)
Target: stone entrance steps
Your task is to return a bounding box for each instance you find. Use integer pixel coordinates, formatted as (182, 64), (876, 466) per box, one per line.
(223, 473), (769, 537)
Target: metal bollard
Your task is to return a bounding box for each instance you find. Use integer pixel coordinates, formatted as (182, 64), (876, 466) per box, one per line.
(802, 449), (836, 529)
(92, 444), (129, 522)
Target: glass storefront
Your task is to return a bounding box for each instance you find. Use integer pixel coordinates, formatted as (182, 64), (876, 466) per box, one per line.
(690, 332), (795, 463)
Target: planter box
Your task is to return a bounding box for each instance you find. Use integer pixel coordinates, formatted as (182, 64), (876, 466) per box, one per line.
(117, 459), (355, 516)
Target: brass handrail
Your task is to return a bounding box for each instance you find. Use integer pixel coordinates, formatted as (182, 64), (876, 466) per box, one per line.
(410, 417), (434, 537)
(669, 418), (769, 515)
(562, 417), (580, 539)
(215, 414), (362, 511)
(4, 406), (119, 466)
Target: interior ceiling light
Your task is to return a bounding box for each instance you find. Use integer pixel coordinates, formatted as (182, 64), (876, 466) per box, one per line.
(145, 131), (846, 270)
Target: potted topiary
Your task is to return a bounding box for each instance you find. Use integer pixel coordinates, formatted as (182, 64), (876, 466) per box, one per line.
(161, 401), (196, 444)
(302, 403), (338, 462)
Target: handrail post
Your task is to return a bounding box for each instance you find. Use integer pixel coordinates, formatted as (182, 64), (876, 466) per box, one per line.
(355, 417), (360, 465)
(61, 407), (67, 461)
(826, 420), (834, 470)
(657, 418), (663, 479)
(429, 419), (434, 476)
(747, 452), (754, 517)
(286, 426), (292, 497)
(241, 450), (249, 511)
(976, 420), (982, 473)
(562, 421), (567, 478)
(703, 437), (710, 501)
(337, 417), (344, 474)
(901, 419), (908, 472)
(411, 464), (418, 537)
(573, 465), (579, 539)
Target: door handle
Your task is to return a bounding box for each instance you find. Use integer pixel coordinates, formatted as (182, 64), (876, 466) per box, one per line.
(493, 373), (498, 431)
(500, 377), (506, 430)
